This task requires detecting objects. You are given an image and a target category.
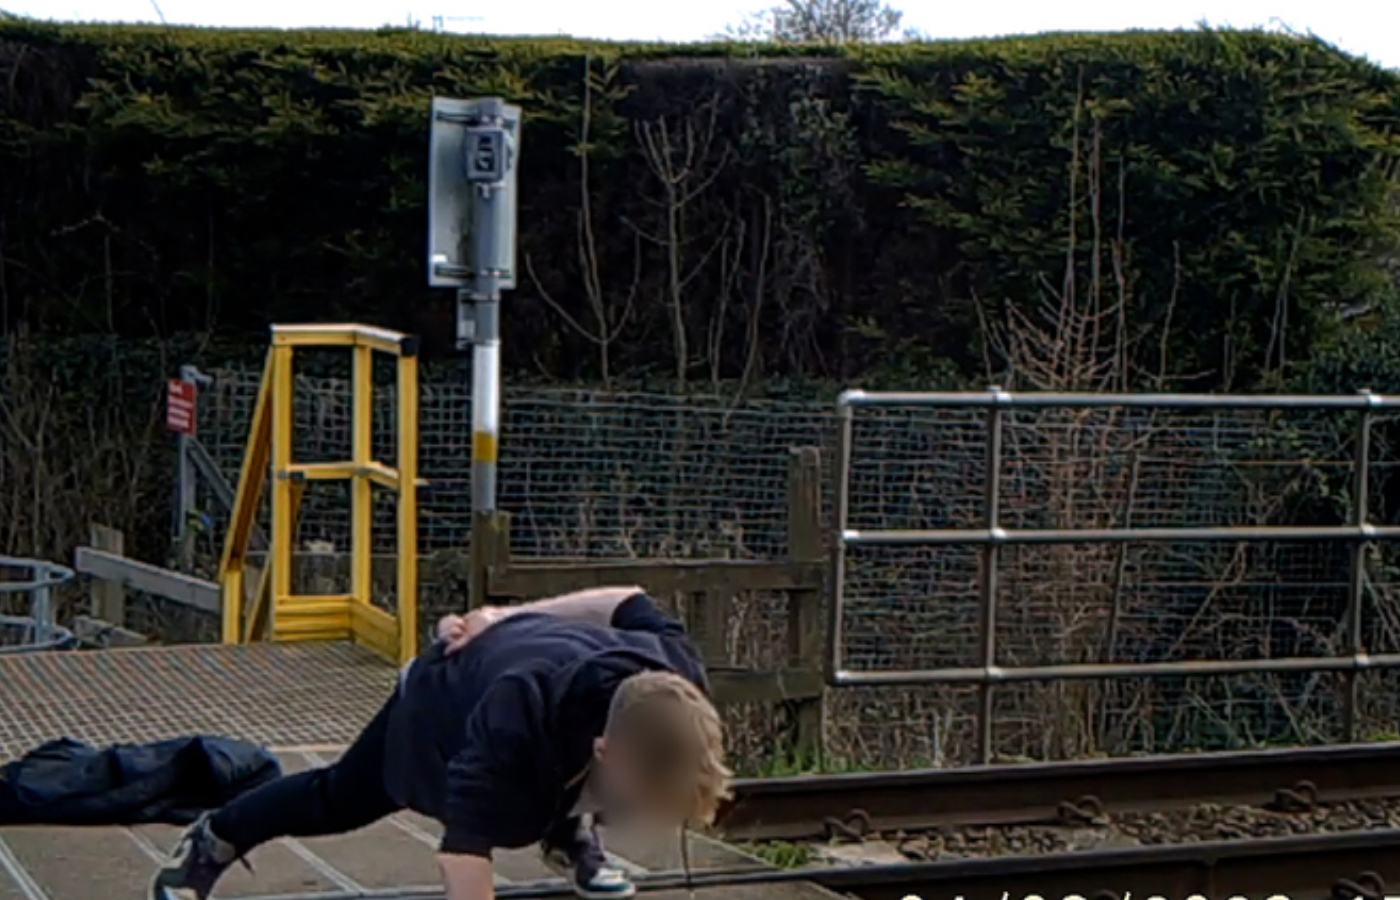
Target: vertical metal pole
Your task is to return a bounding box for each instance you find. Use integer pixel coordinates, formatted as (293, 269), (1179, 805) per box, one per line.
(173, 365), (209, 570)
(977, 387), (1006, 764)
(470, 297), (501, 514)
(434, 97), (518, 605)
(351, 345), (373, 612)
(173, 366), (197, 558)
(31, 580), (51, 647)
(174, 432), (191, 540)
(458, 98), (514, 521)
(1344, 390), (1374, 741)
(397, 350), (421, 663)
(269, 345), (295, 623)
(828, 395), (857, 682)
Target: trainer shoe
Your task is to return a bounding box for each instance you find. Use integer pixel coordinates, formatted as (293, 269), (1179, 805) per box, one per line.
(540, 816), (636, 900)
(149, 812), (241, 900)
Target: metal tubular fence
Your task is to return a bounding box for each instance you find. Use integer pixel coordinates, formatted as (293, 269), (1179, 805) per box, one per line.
(0, 556), (76, 654)
(831, 388), (1398, 763)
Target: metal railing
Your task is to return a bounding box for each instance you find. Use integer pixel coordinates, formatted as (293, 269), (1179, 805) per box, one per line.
(830, 388), (1400, 762)
(219, 324), (421, 665)
(0, 555), (76, 654)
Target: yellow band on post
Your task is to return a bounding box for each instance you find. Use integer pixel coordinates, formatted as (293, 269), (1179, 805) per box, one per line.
(472, 432), (499, 464)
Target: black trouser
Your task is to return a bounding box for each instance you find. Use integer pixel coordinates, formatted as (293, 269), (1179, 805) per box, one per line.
(209, 692), (584, 855)
(210, 694), (402, 852)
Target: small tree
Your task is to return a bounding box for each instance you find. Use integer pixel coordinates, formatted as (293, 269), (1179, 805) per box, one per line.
(725, 0), (906, 44)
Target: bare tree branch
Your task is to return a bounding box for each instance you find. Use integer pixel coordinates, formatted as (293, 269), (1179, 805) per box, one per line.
(634, 94), (731, 389)
(524, 252), (603, 347)
(725, 0), (904, 43)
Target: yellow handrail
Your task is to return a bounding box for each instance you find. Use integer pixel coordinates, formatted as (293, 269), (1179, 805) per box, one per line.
(218, 324), (421, 664)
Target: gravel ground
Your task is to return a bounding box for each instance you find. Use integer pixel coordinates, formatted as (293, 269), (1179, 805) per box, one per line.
(807, 797), (1400, 864)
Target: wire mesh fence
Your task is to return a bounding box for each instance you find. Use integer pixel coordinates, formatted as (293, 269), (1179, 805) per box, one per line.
(191, 367), (1400, 769)
(196, 368), (839, 561)
(837, 398), (1400, 763)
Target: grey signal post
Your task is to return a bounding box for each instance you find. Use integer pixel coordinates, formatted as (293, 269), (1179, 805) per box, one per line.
(427, 96), (522, 515)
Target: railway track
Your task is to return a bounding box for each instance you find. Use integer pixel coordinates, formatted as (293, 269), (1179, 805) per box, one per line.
(236, 744), (1400, 900)
(717, 741), (1400, 841)
(245, 829), (1400, 899)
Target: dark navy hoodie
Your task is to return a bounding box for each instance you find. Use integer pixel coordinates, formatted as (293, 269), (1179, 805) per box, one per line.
(382, 593), (707, 857)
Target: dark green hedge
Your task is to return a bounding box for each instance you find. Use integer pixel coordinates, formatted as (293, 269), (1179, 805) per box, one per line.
(2, 23), (1397, 387)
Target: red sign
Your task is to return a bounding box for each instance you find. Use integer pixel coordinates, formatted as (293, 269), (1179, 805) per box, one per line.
(167, 379), (197, 436)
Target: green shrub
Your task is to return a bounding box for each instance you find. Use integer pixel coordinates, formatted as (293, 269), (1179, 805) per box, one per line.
(2, 23), (1396, 387)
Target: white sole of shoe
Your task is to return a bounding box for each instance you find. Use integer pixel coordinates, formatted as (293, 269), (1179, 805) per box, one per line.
(539, 850), (636, 900)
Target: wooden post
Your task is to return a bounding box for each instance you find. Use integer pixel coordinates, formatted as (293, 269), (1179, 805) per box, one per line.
(787, 446), (825, 765)
(687, 590), (730, 665)
(89, 523), (126, 625)
(470, 511), (510, 609)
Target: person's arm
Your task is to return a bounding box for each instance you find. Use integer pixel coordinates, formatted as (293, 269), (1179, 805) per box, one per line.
(493, 585), (642, 626)
(438, 853), (494, 900)
(440, 675), (544, 879)
(608, 590), (710, 692)
(607, 590), (687, 638)
(438, 586), (643, 654)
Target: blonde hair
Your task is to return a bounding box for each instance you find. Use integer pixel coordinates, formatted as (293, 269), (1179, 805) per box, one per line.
(604, 671), (732, 826)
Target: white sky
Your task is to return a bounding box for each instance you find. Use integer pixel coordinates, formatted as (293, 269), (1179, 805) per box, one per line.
(12, 0), (1399, 69)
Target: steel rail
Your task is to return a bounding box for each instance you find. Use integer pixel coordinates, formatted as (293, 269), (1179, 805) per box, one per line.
(842, 524), (1400, 546)
(831, 653), (1400, 686)
(716, 741), (1400, 840)
(837, 388), (1400, 410)
(232, 829), (1400, 900)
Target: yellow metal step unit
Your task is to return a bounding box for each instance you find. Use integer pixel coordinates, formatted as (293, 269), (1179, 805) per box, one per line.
(218, 324), (421, 665)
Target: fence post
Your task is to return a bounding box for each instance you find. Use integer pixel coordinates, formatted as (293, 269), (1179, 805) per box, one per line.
(788, 446), (825, 764)
(977, 389), (1006, 765)
(1344, 392), (1374, 741)
(90, 523), (126, 625)
(470, 511), (510, 609)
(687, 590), (730, 664)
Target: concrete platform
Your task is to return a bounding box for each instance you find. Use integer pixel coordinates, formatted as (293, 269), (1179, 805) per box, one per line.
(0, 644), (835, 900)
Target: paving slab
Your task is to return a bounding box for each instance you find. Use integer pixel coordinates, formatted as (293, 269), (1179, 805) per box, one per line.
(600, 826), (832, 900)
(136, 823), (338, 898)
(0, 825), (190, 900)
(294, 748), (559, 887)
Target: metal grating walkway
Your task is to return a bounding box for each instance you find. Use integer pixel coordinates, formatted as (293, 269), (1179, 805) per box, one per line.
(0, 642), (394, 759)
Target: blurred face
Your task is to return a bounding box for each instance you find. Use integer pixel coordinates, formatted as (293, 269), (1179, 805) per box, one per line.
(591, 736), (688, 825)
